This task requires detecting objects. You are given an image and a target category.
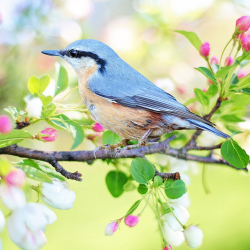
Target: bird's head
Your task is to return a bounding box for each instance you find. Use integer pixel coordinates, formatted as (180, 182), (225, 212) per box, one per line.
(42, 39), (118, 74)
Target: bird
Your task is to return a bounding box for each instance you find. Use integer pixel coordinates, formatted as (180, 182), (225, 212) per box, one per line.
(42, 39), (229, 150)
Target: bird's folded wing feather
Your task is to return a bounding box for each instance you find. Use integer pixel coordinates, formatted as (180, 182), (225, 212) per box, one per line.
(88, 71), (214, 126)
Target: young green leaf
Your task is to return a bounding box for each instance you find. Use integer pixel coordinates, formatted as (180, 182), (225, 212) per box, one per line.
(220, 115), (245, 123)
(123, 181), (136, 192)
(39, 95), (53, 106)
(125, 200), (141, 217)
(102, 131), (121, 145)
(221, 138), (249, 169)
(55, 65), (69, 96)
(241, 88), (250, 95)
(195, 67), (217, 85)
(28, 75), (50, 95)
(164, 179), (187, 199)
(205, 84), (219, 98)
(41, 103), (56, 118)
(4, 106), (26, 119)
(0, 157), (12, 176)
(175, 30), (202, 51)
(130, 158), (155, 184)
(153, 175), (163, 187)
(105, 171), (128, 198)
(0, 130), (32, 148)
(214, 66), (232, 79)
(194, 88), (209, 106)
(137, 184), (148, 194)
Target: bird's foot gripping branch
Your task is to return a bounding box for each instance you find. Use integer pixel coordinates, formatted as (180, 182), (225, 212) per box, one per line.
(0, 16), (250, 250)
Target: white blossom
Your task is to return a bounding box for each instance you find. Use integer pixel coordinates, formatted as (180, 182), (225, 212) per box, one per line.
(184, 225), (203, 248)
(170, 192), (191, 208)
(7, 203), (57, 250)
(162, 221), (185, 246)
(41, 179), (76, 210)
(0, 183), (26, 210)
(25, 97), (43, 118)
(0, 210), (5, 233)
(163, 203), (189, 231)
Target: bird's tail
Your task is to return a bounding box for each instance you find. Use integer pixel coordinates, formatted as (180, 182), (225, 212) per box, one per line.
(186, 119), (230, 139)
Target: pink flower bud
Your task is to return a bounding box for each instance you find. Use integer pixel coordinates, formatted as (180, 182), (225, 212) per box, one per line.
(87, 132), (102, 141)
(199, 42), (210, 57)
(124, 215), (139, 227)
(92, 123), (104, 132)
(5, 169), (26, 187)
(105, 221), (119, 236)
(40, 128), (58, 142)
(210, 56), (219, 65)
(163, 245), (173, 250)
(0, 116), (12, 134)
(241, 35), (250, 52)
(225, 56), (233, 66)
(236, 16), (250, 32)
(237, 71), (247, 79)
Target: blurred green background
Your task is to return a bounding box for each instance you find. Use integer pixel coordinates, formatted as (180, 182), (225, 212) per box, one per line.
(1, 0), (250, 249)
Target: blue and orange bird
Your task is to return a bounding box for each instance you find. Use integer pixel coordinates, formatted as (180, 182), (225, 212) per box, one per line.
(42, 39), (229, 149)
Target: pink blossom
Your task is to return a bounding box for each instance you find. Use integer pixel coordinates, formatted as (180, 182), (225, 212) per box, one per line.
(199, 42), (210, 57)
(163, 245), (173, 250)
(124, 215), (139, 227)
(177, 86), (186, 95)
(40, 128), (58, 142)
(241, 35), (250, 52)
(5, 169), (26, 188)
(237, 71), (247, 79)
(236, 28), (250, 40)
(92, 123), (104, 132)
(225, 56), (233, 66)
(236, 16), (250, 32)
(210, 56), (219, 65)
(0, 116), (12, 134)
(105, 221), (119, 236)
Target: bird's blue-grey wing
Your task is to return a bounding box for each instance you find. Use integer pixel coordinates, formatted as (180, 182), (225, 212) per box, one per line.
(89, 67), (214, 126)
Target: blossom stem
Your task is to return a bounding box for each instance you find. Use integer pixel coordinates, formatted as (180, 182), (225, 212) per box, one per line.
(138, 191), (152, 216)
(158, 187), (186, 229)
(219, 38), (233, 70)
(56, 86), (79, 106)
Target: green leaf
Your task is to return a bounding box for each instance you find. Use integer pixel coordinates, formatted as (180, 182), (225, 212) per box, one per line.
(194, 88), (209, 106)
(39, 95), (53, 106)
(0, 157), (12, 176)
(183, 97), (197, 106)
(125, 200), (141, 217)
(137, 184), (148, 194)
(242, 88), (250, 95)
(175, 30), (202, 51)
(195, 67), (217, 85)
(55, 66), (69, 96)
(59, 115), (84, 149)
(220, 115), (245, 123)
(205, 84), (219, 98)
(102, 131), (121, 145)
(153, 175), (163, 187)
(221, 138), (249, 169)
(41, 103), (56, 118)
(230, 74), (239, 85)
(4, 106), (26, 119)
(105, 171), (128, 198)
(215, 66), (232, 79)
(0, 130), (32, 148)
(130, 158), (155, 184)
(123, 181), (136, 191)
(28, 75), (50, 95)
(164, 179), (187, 199)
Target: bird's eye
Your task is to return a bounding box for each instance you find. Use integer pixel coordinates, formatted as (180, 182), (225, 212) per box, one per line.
(69, 49), (78, 58)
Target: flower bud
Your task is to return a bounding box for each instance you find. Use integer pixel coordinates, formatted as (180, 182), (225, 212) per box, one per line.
(92, 123), (104, 132)
(184, 225), (203, 248)
(163, 203), (189, 231)
(163, 221), (185, 246)
(199, 42), (210, 57)
(41, 179), (76, 210)
(5, 168), (26, 188)
(210, 56), (219, 65)
(225, 56), (233, 66)
(124, 215), (139, 227)
(25, 97), (43, 118)
(237, 70), (247, 79)
(236, 16), (250, 32)
(40, 128), (58, 142)
(0, 116), (12, 134)
(163, 245), (172, 250)
(241, 35), (250, 52)
(87, 132), (101, 141)
(105, 221), (119, 236)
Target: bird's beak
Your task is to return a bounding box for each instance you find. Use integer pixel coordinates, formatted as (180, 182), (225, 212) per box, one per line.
(41, 50), (61, 56)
